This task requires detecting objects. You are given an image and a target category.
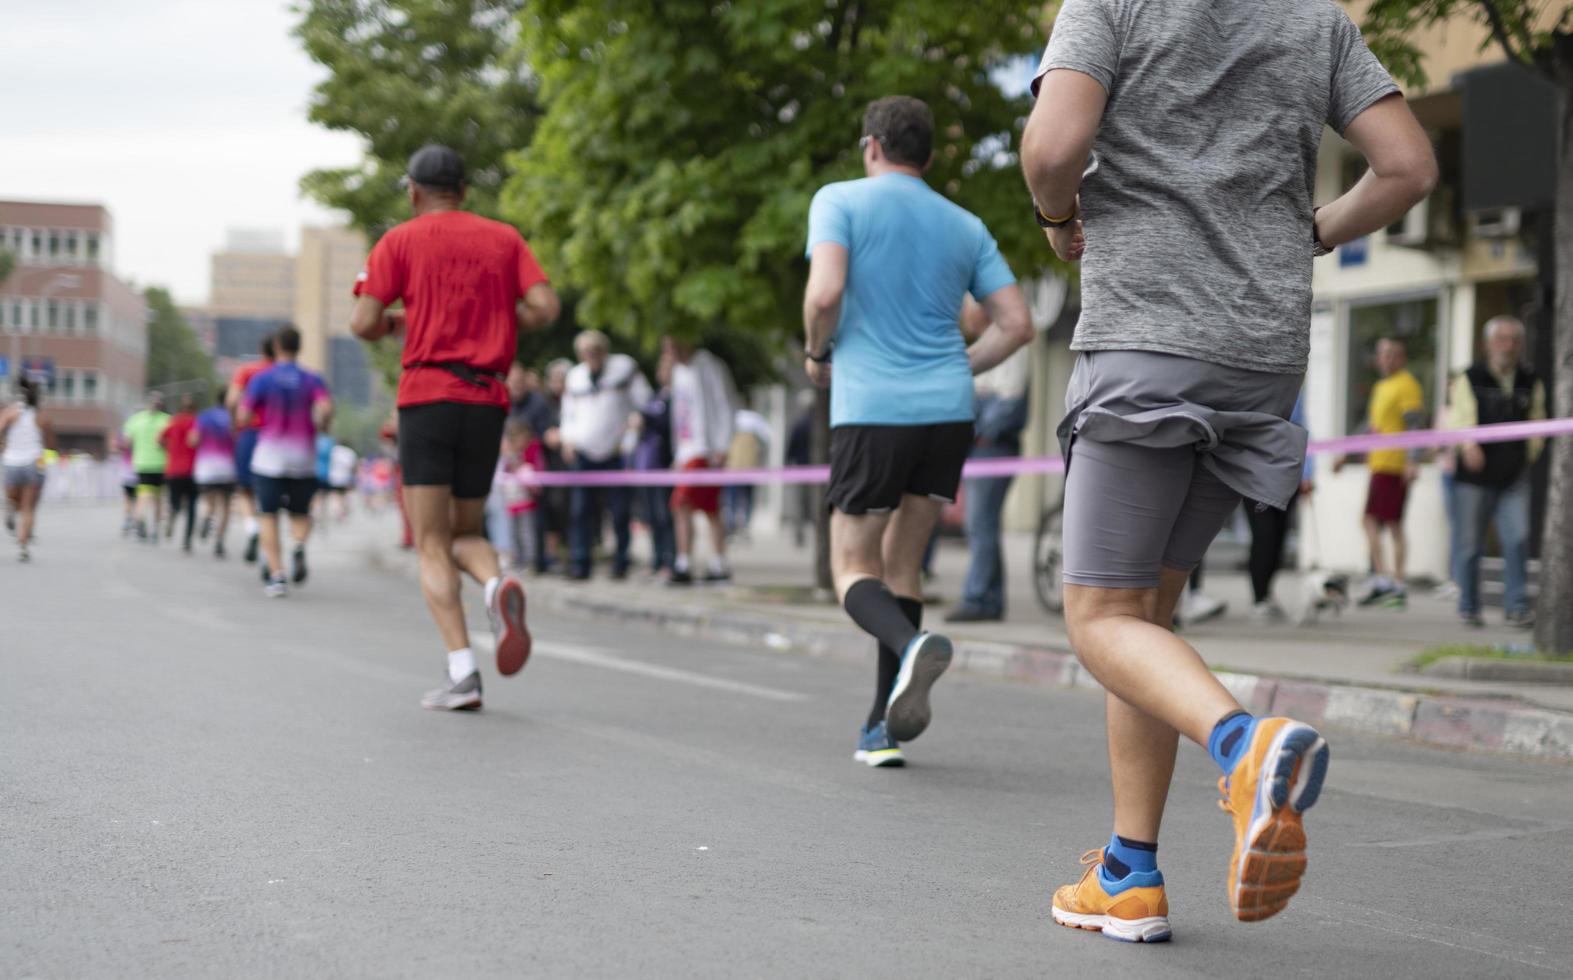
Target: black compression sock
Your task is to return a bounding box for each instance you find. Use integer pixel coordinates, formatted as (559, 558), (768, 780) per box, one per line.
(868, 597), (924, 728)
(844, 579), (922, 656)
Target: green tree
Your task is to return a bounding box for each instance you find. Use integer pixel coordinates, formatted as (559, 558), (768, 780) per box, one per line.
(1352, 2), (1573, 653)
(503, 1), (1053, 358)
(294, 0), (561, 389)
(144, 287), (216, 395)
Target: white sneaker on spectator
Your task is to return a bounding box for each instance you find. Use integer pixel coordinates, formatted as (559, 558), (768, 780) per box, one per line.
(1181, 591), (1227, 625)
(1250, 599), (1288, 623)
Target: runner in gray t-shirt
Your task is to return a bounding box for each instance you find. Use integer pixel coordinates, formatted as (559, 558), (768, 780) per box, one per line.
(1021, 0), (1436, 940)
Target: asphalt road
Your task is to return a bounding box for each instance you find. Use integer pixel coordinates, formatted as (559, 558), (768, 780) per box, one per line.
(4, 506), (1572, 979)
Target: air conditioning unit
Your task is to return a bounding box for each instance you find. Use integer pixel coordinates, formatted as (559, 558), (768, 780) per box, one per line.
(1468, 206), (1522, 239)
(1386, 198), (1430, 247)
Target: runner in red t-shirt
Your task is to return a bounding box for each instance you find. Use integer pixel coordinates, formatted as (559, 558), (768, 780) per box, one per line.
(226, 333), (277, 564)
(160, 393), (200, 551)
(350, 144), (561, 711)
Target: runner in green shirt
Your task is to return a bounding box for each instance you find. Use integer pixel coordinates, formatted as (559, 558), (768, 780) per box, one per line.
(122, 392), (171, 543)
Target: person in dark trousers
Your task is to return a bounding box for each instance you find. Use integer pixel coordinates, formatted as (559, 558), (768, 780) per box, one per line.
(1026, 0), (1434, 940)
(948, 299), (1031, 624)
(350, 143), (562, 711)
(1448, 315), (1545, 629)
(803, 95), (1033, 769)
(632, 349), (677, 576)
(160, 393), (201, 553)
(1244, 396), (1314, 622)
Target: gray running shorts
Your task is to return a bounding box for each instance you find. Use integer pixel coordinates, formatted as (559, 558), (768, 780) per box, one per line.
(1059, 350), (1304, 590)
(1062, 438), (1241, 588)
(3, 465), (44, 490)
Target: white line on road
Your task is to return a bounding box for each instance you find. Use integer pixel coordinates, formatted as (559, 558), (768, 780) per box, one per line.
(469, 635), (809, 703)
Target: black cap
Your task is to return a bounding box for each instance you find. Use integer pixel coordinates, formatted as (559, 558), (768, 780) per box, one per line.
(407, 144), (466, 191)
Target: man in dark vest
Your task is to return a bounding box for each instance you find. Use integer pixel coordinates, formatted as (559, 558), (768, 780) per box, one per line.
(1449, 315), (1545, 629)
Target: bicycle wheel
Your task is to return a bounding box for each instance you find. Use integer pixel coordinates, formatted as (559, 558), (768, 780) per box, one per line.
(1033, 501), (1065, 615)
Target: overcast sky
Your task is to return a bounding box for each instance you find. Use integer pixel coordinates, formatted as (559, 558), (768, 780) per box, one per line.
(4, 0), (363, 305)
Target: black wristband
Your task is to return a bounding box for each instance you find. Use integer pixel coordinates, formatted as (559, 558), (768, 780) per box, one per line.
(807, 344), (833, 364)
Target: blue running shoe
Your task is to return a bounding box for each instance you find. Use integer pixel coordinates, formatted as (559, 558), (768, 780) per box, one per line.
(885, 632), (953, 742)
(854, 721), (905, 768)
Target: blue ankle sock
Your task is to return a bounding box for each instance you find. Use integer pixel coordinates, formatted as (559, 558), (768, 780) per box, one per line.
(1101, 833), (1158, 880)
(1208, 710), (1256, 774)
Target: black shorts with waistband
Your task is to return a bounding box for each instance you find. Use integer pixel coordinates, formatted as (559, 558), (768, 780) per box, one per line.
(827, 422), (974, 515)
(399, 401), (507, 499)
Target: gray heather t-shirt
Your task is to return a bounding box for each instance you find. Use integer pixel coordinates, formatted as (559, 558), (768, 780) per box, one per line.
(1034, 0), (1398, 373)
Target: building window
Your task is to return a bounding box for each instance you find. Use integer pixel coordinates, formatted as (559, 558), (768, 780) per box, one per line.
(8, 301), (19, 328)
(47, 231), (61, 262)
(1344, 294), (1442, 435)
(46, 299), (60, 330)
(85, 233), (100, 264)
(59, 371), (77, 401)
(64, 302), (79, 334)
(29, 229), (42, 260)
(27, 300), (39, 330)
(83, 302), (99, 333)
(82, 371), (100, 403)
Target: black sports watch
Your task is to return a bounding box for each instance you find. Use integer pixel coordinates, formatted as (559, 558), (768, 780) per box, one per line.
(1311, 208), (1332, 257)
(1034, 200), (1078, 229)
(807, 343), (833, 364)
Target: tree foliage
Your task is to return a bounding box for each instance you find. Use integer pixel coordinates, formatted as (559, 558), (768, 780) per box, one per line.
(144, 287), (216, 394)
(293, 0), (538, 236)
(503, 1), (1054, 359)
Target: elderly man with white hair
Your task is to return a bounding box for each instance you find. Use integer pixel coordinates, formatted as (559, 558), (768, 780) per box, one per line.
(559, 330), (652, 580)
(1448, 315), (1546, 629)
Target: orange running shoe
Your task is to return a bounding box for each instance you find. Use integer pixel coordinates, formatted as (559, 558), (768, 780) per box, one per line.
(1051, 849), (1172, 943)
(1218, 717), (1330, 922)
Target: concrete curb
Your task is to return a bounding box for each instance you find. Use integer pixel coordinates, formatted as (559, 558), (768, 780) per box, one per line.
(531, 583), (1573, 763)
(1420, 656), (1573, 685)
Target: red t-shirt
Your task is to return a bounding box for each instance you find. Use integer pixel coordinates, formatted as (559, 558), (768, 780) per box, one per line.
(161, 412), (198, 478)
(353, 210), (548, 409)
(231, 360), (272, 430)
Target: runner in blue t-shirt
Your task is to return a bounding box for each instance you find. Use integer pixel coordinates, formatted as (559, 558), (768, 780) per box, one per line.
(801, 96), (1033, 768)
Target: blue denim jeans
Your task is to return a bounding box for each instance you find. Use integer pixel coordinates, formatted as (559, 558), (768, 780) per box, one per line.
(569, 456), (631, 575)
(958, 443), (1017, 616)
(637, 484), (675, 572)
(1455, 476), (1531, 616)
(1442, 471), (1461, 585)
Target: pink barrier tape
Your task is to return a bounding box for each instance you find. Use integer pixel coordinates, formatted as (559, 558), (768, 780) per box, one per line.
(523, 416), (1573, 488)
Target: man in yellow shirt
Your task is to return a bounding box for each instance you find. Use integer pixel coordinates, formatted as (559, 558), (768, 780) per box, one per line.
(1447, 316), (1545, 629)
(1338, 338), (1425, 607)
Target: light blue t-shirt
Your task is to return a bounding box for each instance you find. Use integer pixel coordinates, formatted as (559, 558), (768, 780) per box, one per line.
(806, 173), (1016, 427)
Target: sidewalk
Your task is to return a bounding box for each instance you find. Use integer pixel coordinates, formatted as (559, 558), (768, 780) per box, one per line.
(360, 516), (1573, 761)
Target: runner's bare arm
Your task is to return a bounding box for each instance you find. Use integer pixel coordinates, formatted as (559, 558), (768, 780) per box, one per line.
(517, 282), (561, 332)
(1021, 69), (1106, 219)
(1313, 94), (1436, 248)
(966, 284), (1033, 376)
(350, 295), (394, 341)
(313, 394), (335, 435)
(802, 242), (847, 387)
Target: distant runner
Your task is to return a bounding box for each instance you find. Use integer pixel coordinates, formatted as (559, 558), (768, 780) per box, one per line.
(237, 326), (333, 598)
(193, 394), (239, 558)
(1, 377), (56, 562)
(122, 392), (171, 543)
(161, 394), (200, 553)
(350, 144), (561, 710)
(228, 334), (277, 564)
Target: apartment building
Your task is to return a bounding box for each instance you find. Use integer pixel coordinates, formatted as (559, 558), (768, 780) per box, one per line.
(0, 200), (148, 456)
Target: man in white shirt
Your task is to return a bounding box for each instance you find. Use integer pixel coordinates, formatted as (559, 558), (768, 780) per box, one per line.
(559, 330), (652, 580)
(665, 337), (736, 585)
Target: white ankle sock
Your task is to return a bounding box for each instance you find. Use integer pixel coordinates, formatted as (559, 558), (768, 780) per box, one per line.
(243, 517), (258, 537)
(707, 556), (728, 575)
(484, 576), (501, 608)
(673, 555), (691, 574)
(447, 647), (477, 683)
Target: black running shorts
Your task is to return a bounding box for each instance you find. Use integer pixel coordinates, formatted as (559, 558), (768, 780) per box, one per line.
(827, 422), (974, 515)
(399, 402), (506, 500)
(253, 475), (317, 516)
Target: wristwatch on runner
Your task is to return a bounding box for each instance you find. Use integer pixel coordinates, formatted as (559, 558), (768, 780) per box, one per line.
(1311, 208), (1332, 257)
(1034, 200), (1078, 229)
(807, 343), (833, 364)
